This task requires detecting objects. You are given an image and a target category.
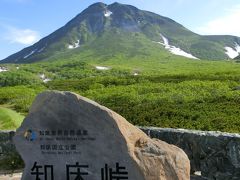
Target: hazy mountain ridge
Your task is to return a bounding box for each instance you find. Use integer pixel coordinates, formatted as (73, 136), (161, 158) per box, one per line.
(1, 2), (240, 63)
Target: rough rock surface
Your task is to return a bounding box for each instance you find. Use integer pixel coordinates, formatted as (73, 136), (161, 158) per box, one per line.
(14, 91), (190, 180)
(141, 127), (240, 180)
(0, 131), (16, 158)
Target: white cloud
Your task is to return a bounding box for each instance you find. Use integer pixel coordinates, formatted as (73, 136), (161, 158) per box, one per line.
(196, 5), (240, 37)
(5, 26), (40, 45)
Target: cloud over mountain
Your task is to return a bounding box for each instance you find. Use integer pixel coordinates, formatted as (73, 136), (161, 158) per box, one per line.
(197, 5), (240, 36)
(5, 26), (40, 45)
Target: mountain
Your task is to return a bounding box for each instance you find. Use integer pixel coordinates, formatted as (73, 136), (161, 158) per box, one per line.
(1, 2), (240, 63)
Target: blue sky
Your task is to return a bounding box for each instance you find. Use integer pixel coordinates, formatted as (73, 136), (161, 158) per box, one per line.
(0, 0), (240, 60)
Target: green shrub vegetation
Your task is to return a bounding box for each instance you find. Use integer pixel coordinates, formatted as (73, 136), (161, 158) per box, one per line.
(0, 107), (24, 130)
(1, 57), (240, 133)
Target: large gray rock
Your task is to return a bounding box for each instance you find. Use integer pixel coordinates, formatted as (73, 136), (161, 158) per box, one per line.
(141, 127), (240, 180)
(14, 91), (190, 180)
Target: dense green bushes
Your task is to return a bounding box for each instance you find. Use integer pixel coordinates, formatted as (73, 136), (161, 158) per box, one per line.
(34, 76), (240, 133)
(1, 58), (240, 132)
(0, 86), (45, 113)
(0, 71), (41, 87)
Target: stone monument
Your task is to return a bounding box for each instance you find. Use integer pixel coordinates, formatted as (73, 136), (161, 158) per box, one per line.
(14, 91), (190, 180)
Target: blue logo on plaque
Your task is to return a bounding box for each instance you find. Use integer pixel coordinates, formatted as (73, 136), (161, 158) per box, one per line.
(24, 129), (37, 141)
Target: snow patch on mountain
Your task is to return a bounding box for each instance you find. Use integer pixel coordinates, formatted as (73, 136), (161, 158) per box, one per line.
(23, 47), (46, 59)
(235, 43), (240, 52)
(68, 40), (80, 49)
(160, 35), (170, 48)
(43, 78), (52, 83)
(95, 66), (110, 70)
(39, 73), (52, 83)
(169, 47), (199, 59)
(104, 10), (113, 17)
(0, 67), (8, 72)
(39, 74), (45, 79)
(38, 47), (45, 53)
(225, 47), (238, 59)
(24, 49), (37, 59)
(225, 43), (240, 59)
(157, 34), (199, 59)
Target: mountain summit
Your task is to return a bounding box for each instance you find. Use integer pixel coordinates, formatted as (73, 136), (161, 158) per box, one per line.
(1, 2), (240, 63)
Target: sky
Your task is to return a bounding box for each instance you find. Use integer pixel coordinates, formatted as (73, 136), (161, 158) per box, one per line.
(0, 0), (239, 60)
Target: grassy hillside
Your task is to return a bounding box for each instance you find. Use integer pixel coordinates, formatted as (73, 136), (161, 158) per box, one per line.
(0, 107), (24, 130)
